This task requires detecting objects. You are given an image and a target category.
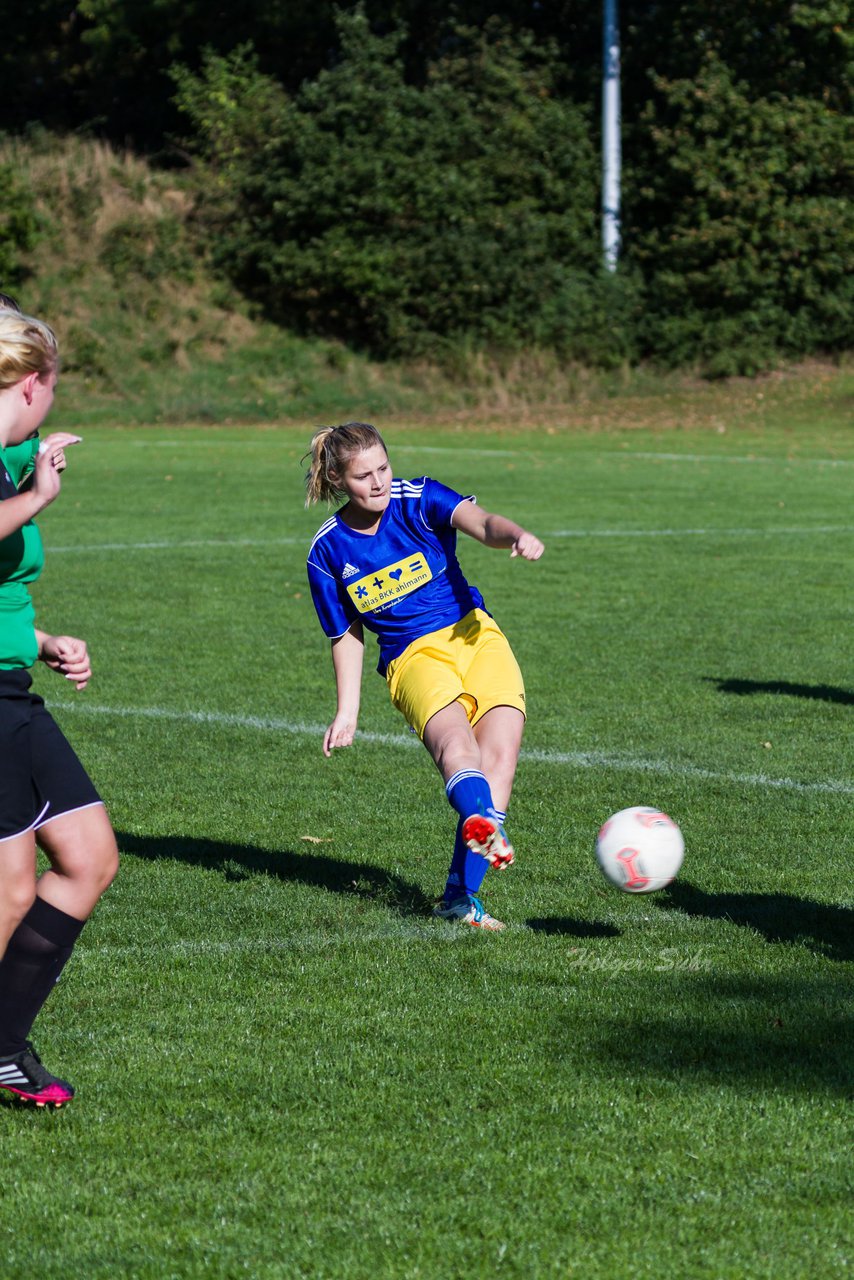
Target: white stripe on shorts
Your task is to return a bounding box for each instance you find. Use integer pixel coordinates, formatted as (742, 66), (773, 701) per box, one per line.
(0, 800), (50, 845)
(35, 800), (106, 831)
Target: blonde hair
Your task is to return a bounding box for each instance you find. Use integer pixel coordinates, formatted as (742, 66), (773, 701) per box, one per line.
(0, 310), (58, 392)
(304, 422), (388, 506)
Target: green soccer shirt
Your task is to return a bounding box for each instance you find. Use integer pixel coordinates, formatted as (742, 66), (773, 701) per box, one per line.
(0, 439), (45, 669)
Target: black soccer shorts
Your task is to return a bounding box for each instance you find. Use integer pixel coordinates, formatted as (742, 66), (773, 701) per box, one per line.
(0, 669), (101, 842)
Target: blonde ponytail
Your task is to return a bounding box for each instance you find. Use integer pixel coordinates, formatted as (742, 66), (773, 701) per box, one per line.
(304, 422), (387, 507)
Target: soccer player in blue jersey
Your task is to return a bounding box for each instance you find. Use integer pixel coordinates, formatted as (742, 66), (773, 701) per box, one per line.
(305, 421), (544, 931)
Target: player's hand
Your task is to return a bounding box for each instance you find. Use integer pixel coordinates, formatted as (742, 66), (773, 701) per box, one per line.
(323, 713), (358, 757)
(38, 432), (82, 474)
(510, 531), (544, 560)
(31, 434), (82, 507)
(40, 634), (92, 691)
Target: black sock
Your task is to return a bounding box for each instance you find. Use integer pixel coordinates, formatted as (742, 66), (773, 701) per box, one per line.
(0, 897), (86, 1057)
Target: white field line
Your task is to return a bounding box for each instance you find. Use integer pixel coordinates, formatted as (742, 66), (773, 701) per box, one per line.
(394, 445), (522, 456)
(46, 536), (304, 553)
(127, 440), (522, 457)
(549, 525), (854, 539)
(81, 927), (478, 959)
(396, 450), (850, 471)
(124, 440), (853, 467)
(81, 929), (740, 958)
(51, 698), (854, 797)
(81, 930), (734, 960)
(44, 524), (854, 554)
(629, 451), (854, 468)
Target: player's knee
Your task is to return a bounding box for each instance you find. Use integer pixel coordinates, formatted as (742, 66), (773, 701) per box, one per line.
(92, 836), (119, 894)
(2, 877), (37, 929)
(60, 834), (119, 898)
(481, 743), (519, 784)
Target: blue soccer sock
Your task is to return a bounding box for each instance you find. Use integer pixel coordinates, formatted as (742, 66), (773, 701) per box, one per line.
(445, 769), (495, 822)
(443, 808), (507, 903)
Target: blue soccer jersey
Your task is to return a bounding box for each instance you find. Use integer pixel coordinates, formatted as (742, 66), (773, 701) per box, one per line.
(307, 477), (488, 673)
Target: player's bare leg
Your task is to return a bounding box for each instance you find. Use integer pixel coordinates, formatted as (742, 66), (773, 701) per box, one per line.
(35, 804), (119, 921)
(472, 705), (525, 813)
(423, 700), (515, 873)
(0, 833), (37, 960)
(455, 705), (524, 871)
(422, 699), (482, 784)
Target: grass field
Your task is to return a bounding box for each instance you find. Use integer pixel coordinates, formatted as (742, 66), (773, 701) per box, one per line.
(2, 372), (852, 1278)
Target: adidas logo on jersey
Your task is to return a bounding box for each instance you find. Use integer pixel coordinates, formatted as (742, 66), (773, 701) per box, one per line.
(342, 562), (360, 579)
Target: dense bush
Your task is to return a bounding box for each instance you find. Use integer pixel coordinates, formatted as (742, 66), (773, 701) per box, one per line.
(173, 14), (639, 365)
(99, 212), (196, 284)
(627, 54), (854, 374)
(174, 8), (852, 372)
(0, 163), (39, 288)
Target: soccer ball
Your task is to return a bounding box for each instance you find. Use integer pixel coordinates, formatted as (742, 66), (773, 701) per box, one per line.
(595, 806), (684, 893)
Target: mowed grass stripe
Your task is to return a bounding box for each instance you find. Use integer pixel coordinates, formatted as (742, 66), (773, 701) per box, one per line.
(50, 698), (854, 795)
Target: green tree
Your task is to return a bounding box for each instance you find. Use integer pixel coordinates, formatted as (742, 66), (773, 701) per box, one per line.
(0, 164), (39, 288)
(626, 52), (853, 373)
(174, 12), (629, 361)
(3, 0), (850, 370)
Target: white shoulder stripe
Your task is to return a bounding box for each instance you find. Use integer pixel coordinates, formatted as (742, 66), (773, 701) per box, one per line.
(391, 478), (425, 497)
(307, 517), (339, 557)
(306, 559), (336, 580)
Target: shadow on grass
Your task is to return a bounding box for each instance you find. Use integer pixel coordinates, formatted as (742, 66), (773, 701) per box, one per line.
(588, 974), (853, 1097)
(115, 830), (435, 918)
(705, 676), (854, 706)
(526, 918), (620, 938)
(658, 880), (854, 962)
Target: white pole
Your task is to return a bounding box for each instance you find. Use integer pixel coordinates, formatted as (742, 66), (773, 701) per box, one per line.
(602, 0), (622, 271)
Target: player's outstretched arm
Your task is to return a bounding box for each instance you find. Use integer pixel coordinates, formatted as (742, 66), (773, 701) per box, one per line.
(452, 500), (544, 560)
(323, 621), (365, 757)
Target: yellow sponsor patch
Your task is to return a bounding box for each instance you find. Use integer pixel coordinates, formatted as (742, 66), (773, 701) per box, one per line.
(346, 555), (433, 613)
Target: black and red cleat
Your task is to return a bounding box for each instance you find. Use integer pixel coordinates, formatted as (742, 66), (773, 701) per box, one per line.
(0, 1043), (74, 1108)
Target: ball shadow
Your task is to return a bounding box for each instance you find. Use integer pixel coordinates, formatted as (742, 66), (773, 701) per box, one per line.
(658, 880), (854, 962)
(586, 973), (853, 1097)
(704, 676), (854, 706)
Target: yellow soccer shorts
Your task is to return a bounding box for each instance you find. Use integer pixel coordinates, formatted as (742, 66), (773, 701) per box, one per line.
(386, 608), (526, 740)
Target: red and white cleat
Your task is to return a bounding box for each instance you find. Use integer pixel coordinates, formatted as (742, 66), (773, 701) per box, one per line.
(461, 814), (515, 870)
